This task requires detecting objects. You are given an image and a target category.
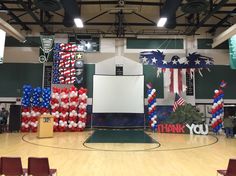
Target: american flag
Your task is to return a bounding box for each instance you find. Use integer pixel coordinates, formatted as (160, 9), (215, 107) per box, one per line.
(173, 93), (185, 112)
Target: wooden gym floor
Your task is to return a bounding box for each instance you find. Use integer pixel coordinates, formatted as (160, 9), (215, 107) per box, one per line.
(0, 130), (235, 176)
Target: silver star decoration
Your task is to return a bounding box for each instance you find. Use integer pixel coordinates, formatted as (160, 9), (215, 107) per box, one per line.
(142, 57), (148, 63)
(172, 60), (178, 65)
(77, 53), (82, 59)
(205, 59), (211, 65)
(152, 57), (157, 64)
(195, 59), (200, 65)
(184, 60), (189, 65)
(162, 60), (167, 64)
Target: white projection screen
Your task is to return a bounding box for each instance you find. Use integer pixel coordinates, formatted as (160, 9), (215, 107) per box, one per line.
(93, 75), (144, 113)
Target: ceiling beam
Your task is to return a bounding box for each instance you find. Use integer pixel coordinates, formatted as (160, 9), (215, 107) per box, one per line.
(0, 17), (26, 42)
(0, 3), (30, 31)
(132, 12), (156, 25)
(187, 0), (229, 35)
(84, 11), (109, 23)
(212, 23), (236, 48)
(8, 21), (231, 27)
(208, 8), (236, 34)
(1, 0), (236, 7)
(17, 0), (49, 32)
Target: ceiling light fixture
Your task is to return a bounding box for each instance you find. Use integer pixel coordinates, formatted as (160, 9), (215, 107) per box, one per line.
(74, 18), (84, 28)
(157, 17), (167, 27)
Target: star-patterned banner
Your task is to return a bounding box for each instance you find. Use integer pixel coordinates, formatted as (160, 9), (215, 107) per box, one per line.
(139, 50), (214, 69)
(139, 50), (214, 93)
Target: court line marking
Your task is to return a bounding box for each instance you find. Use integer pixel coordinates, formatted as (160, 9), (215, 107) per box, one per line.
(148, 134), (219, 151)
(21, 133), (219, 152)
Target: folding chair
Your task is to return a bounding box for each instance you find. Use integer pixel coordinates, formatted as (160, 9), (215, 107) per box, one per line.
(217, 159), (236, 176)
(28, 157), (57, 176)
(1, 157), (24, 176)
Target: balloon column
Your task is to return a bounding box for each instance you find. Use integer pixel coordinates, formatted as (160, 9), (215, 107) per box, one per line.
(21, 85), (32, 132)
(211, 81), (226, 133)
(68, 86), (79, 131)
(59, 88), (69, 131)
(41, 88), (51, 114)
(51, 87), (60, 131)
(31, 87), (42, 132)
(52, 51), (60, 84)
(147, 83), (158, 131)
(78, 87), (88, 131)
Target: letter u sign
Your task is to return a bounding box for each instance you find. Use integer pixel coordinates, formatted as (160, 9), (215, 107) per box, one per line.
(186, 124), (208, 135)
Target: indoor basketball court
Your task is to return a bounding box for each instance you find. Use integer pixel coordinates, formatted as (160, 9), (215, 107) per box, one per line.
(0, 130), (235, 176)
(1, 0), (236, 176)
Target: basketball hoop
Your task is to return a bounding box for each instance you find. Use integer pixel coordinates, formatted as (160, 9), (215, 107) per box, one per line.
(39, 35), (54, 63)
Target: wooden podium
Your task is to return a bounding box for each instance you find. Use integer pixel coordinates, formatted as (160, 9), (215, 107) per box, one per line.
(37, 114), (54, 138)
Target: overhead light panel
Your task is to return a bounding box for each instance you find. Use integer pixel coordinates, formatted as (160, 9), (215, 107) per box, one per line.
(157, 17), (167, 27)
(74, 18), (84, 28)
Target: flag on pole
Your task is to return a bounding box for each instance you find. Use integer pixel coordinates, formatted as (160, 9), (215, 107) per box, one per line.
(173, 93), (185, 112)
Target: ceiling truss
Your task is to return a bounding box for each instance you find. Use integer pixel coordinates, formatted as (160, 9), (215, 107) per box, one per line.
(0, 0), (236, 36)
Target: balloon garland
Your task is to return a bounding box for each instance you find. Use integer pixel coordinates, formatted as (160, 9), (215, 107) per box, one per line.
(21, 85), (32, 132)
(68, 86), (79, 131)
(147, 83), (158, 131)
(78, 87), (88, 131)
(59, 88), (69, 131)
(51, 87), (60, 132)
(211, 81), (226, 133)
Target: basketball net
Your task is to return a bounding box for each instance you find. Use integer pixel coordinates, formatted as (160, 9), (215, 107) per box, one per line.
(39, 35), (54, 63)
